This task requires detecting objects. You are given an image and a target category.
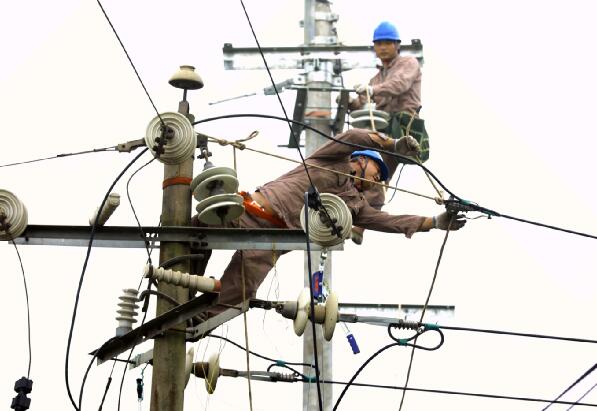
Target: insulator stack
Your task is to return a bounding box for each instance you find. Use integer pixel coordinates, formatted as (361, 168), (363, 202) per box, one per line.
(89, 192), (120, 226)
(300, 192), (352, 247)
(282, 288), (339, 341)
(349, 102), (390, 130)
(191, 166), (244, 225)
(115, 289), (139, 336)
(145, 111), (197, 164)
(0, 189), (28, 240)
(143, 264), (221, 293)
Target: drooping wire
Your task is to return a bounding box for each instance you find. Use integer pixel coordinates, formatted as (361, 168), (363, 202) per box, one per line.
(398, 218), (453, 411)
(387, 163), (405, 204)
(193, 113), (597, 240)
(94, 0), (164, 126)
(9, 239), (32, 379)
(126, 157), (156, 264)
(542, 364), (597, 410)
(65, 148), (148, 411)
(303, 192), (324, 411)
(0, 146), (117, 169)
(208, 335), (314, 368)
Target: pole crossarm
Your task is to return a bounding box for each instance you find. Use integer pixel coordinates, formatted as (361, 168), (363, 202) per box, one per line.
(222, 40), (423, 71)
(8, 225), (342, 251)
(93, 293), (218, 365)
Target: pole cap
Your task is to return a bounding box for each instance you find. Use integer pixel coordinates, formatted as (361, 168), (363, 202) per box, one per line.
(169, 65), (204, 90)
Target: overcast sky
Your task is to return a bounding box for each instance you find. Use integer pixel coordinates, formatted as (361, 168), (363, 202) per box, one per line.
(1, 1), (597, 410)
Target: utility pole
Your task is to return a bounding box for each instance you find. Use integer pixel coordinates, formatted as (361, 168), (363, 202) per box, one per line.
(302, 1), (335, 410)
(149, 66), (202, 411)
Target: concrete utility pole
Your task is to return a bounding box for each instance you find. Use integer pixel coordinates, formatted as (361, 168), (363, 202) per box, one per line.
(149, 68), (200, 411)
(302, 1), (335, 410)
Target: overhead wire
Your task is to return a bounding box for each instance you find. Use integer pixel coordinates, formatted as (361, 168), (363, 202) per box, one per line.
(65, 148), (148, 411)
(94, 0), (165, 126)
(126, 156), (156, 264)
(0, 146), (118, 169)
(193, 113), (597, 240)
(398, 217), (454, 411)
(542, 364), (597, 410)
(566, 382), (597, 410)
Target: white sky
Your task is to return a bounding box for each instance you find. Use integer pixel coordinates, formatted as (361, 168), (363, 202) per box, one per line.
(1, 1), (597, 410)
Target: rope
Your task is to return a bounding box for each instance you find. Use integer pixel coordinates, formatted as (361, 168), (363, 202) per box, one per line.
(240, 234), (254, 407)
(206, 135), (439, 202)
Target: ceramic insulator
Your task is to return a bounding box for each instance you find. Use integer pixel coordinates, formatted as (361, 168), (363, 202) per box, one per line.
(300, 192), (352, 247)
(115, 288), (139, 336)
(144, 264), (221, 293)
(145, 112), (197, 165)
(0, 189), (28, 240)
(89, 193), (120, 226)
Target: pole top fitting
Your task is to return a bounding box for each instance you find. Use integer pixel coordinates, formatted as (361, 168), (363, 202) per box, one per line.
(169, 65), (204, 90)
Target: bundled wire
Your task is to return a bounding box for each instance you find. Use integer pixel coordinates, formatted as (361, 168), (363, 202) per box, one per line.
(0, 146), (117, 169)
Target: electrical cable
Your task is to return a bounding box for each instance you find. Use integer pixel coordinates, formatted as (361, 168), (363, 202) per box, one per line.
(398, 218), (453, 411)
(303, 192), (324, 411)
(65, 148), (148, 411)
(435, 324), (597, 345)
(193, 113), (597, 240)
(0, 146), (117, 169)
(126, 157), (156, 264)
(94, 0), (164, 126)
(542, 364), (597, 410)
(323, 374), (597, 408)
(566, 382), (597, 410)
(9, 239), (32, 379)
(387, 163), (405, 204)
(97, 360), (118, 410)
(208, 335), (314, 368)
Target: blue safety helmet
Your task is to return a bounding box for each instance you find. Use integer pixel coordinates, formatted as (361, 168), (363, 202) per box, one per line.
(373, 21), (400, 42)
(350, 150), (389, 181)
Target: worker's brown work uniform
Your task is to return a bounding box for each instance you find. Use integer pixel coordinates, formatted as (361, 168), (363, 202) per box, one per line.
(350, 54), (425, 209)
(214, 129), (426, 311)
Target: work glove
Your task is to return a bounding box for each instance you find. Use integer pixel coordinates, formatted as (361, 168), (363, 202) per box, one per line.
(433, 211), (466, 231)
(394, 135), (421, 158)
(354, 83), (374, 96)
(351, 226), (364, 245)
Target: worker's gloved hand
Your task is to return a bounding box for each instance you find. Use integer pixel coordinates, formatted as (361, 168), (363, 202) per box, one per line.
(433, 211), (466, 231)
(394, 135), (421, 157)
(354, 84), (373, 96)
(351, 226), (364, 245)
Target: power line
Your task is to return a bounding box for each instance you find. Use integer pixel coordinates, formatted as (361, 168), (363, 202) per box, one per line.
(0, 146), (117, 169)
(94, 0), (164, 126)
(542, 364), (597, 410)
(9, 239), (32, 379)
(65, 148), (148, 411)
(566, 382), (597, 410)
(193, 113), (597, 240)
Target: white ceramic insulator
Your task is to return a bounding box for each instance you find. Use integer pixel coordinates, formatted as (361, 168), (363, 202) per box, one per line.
(323, 292), (339, 341)
(185, 346), (195, 387)
(350, 103), (390, 130)
(89, 193), (120, 226)
(293, 288), (311, 337)
(0, 189), (28, 240)
(115, 288), (139, 336)
(299, 192), (352, 247)
(145, 112), (197, 165)
(144, 264), (221, 293)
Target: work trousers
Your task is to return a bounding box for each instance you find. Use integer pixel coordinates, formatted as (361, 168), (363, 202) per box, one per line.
(214, 211), (288, 313)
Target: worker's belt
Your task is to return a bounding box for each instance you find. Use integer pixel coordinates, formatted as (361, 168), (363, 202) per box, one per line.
(239, 191), (287, 228)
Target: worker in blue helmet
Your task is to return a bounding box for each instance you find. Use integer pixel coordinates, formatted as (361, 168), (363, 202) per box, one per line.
(349, 150), (389, 191)
(347, 21), (431, 244)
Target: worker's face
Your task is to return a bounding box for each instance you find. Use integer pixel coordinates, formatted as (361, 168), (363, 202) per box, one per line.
(350, 157), (381, 191)
(373, 40), (399, 63)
